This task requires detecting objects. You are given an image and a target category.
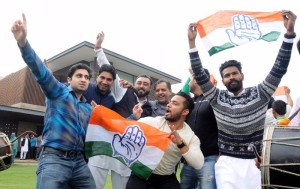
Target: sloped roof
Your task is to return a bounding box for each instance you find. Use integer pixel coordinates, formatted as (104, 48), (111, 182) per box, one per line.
(47, 41), (181, 84)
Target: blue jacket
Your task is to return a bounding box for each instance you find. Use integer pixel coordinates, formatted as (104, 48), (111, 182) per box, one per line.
(20, 41), (92, 152)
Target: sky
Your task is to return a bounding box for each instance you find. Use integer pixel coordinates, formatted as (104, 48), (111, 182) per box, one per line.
(1, 0), (300, 101)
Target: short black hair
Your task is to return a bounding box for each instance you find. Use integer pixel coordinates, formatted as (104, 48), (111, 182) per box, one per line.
(136, 75), (153, 85)
(67, 63), (91, 79)
(219, 60), (242, 78)
(99, 64), (116, 80)
(154, 79), (171, 90)
(176, 91), (194, 117)
(272, 100), (287, 116)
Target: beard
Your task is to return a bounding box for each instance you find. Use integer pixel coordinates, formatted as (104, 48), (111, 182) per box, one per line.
(226, 79), (243, 93)
(165, 111), (182, 122)
(133, 88), (150, 98)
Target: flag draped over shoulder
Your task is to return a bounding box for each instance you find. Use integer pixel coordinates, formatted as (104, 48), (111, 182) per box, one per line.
(85, 105), (171, 180)
(197, 10), (283, 56)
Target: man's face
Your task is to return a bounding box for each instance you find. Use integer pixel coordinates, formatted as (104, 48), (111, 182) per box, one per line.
(134, 77), (151, 98)
(222, 66), (243, 93)
(96, 71), (114, 94)
(68, 69), (90, 94)
(155, 82), (172, 104)
(165, 95), (188, 122)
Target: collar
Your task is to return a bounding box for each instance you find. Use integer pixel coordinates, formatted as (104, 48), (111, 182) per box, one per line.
(133, 92), (148, 105)
(67, 85), (87, 102)
(276, 116), (286, 121)
(94, 82), (111, 96)
(227, 88), (246, 97)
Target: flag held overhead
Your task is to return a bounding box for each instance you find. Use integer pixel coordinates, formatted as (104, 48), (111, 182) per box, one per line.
(197, 10), (283, 56)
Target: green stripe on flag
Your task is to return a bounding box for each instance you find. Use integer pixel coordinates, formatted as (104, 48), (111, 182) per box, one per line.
(208, 31), (280, 56)
(208, 42), (234, 56)
(85, 141), (153, 180)
(261, 31), (281, 42)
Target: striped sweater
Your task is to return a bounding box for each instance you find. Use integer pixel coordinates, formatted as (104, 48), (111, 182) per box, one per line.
(190, 37), (294, 159)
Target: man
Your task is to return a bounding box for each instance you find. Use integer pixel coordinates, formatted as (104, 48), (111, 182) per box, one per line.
(149, 79), (173, 117)
(265, 87), (293, 126)
(95, 32), (153, 118)
(84, 64), (116, 107)
(88, 32), (152, 189)
(12, 14), (96, 188)
(30, 134), (37, 160)
(9, 133), (18, 163)
(187, 10), (296, 189)
(180, 68), (219, 189)
(126, 91), (204, 189)
(272, 100), (289, 125)
(20, 134), (29, 160)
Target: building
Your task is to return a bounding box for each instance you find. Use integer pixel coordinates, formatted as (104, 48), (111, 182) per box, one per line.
(0, 41), (181, 139)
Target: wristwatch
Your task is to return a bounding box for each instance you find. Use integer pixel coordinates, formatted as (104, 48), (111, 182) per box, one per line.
(177, 141), (186, 149)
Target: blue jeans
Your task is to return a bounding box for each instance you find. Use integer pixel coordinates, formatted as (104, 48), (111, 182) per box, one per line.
(36, 150), (96, 189)
(180, 155), (217, 189)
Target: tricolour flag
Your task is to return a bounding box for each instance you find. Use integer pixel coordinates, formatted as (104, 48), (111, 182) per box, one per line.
(85, 106), (171, 180)
(197, 10), (283, 56)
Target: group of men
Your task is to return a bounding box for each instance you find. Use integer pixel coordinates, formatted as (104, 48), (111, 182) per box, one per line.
(11, 9), (298, 189)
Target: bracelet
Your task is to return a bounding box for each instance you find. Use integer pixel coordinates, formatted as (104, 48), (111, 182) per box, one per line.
(177, 141), (186, 149)
(284, 33), (296, 39)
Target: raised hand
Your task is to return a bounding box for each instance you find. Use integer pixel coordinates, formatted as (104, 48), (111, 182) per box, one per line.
(95, 31), (105, 49)
(132, 104), (143, 120)
(90, 100), (98, 109)
(188, 23), (197, 48)
(282, 10), (297, 35)
(226, 14), (262, 46)
(120, 79), (133, 88)
(168, 125), (184, 145)
(112, 125), (146, 166)
(11, 13), (27, 47)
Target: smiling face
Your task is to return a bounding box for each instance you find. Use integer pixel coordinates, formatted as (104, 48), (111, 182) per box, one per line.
(222, 66), (244, 95)
(155, 82), (172, 105)
(134, 77), (151, 98)
(96, 71), (113, 94)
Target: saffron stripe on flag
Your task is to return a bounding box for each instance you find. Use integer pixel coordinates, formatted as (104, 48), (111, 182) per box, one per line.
(195, 10), (283, 56)
(85, 124), (166, 170)
(85, 106), (171, 180)
(88, 106), (170, 151)
(197, 10), (283, 38)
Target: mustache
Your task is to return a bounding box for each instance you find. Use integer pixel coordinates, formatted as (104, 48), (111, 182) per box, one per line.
(228, 80), (239, 85)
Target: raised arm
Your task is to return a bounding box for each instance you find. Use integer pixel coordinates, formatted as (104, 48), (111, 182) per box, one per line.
(11, 13), (27, 47)
(11, 14), (64, 99)
(94, 32), (127, 102)
(188, 23), (216, 99)
(263, 10), (297, 95)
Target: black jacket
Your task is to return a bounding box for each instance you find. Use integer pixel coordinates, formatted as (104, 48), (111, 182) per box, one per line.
(186, 95), (219, 157)
(112, 87), (152, 118)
